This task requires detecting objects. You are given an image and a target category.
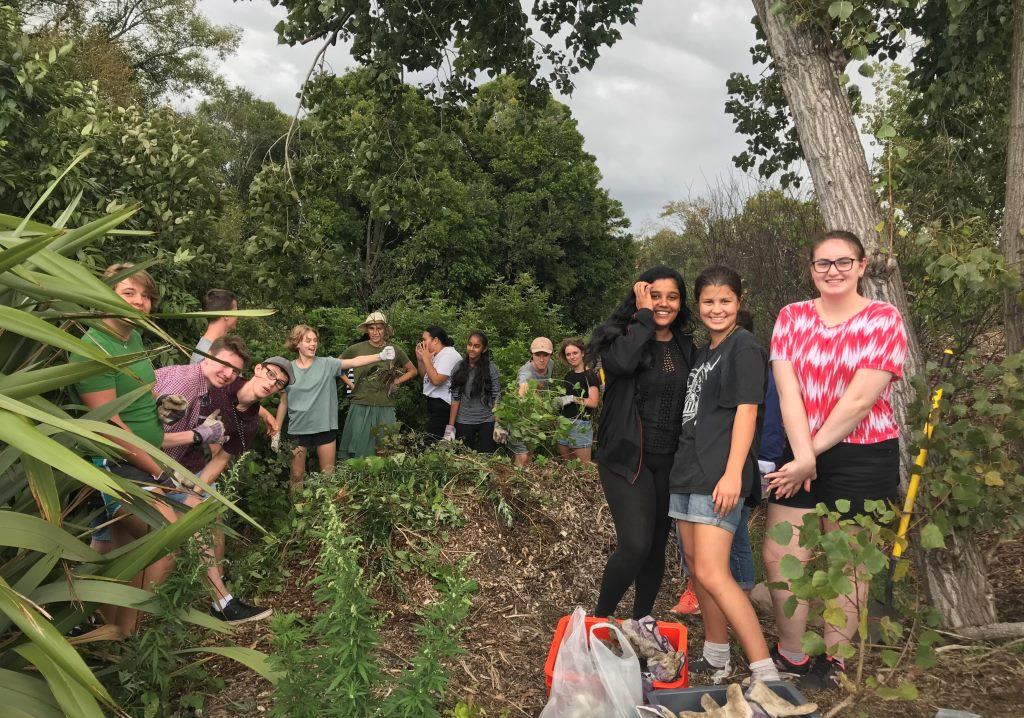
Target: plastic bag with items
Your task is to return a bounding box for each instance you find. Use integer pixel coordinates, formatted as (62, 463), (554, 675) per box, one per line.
(540, 608), (643, 718)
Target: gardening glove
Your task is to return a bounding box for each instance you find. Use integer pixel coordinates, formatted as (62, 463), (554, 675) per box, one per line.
(745, 681), (818, 717)
(492, 424), (509, 444)
(170, 469), (197, 491)
(699, 684), (754, 718)
(193, 410), (226, 445)
(442, 424), (456, 441)
(555, 395), (577, 408)
(270, 432), (281, 453)
(378, 345), (396, 361)
(156, 393), (188, 425)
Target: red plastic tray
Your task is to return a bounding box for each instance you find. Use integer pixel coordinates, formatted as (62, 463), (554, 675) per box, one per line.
(543, 614), (689, 693)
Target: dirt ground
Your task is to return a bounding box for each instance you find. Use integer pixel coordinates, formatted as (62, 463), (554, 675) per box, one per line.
(200, 466), (1024, 718)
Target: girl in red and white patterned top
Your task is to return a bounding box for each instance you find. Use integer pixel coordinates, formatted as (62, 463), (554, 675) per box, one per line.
(762, 231), (907, 693)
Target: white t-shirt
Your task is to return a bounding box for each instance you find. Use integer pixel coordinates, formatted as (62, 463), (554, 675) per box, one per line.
(422, 346), (462, 402)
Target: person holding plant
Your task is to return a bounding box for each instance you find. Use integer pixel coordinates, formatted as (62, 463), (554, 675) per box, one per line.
(338, 312), (418, 460)
(555, 338), (599, 464)
(763, 230), (907, 692)
(445, 331), (502, 452)
(668, 265), (780, 685)
(504, 336), (556, 466)
(415, 325), (462, 444)
(587, 267), (694, 620)
(275, 322), (399, 490)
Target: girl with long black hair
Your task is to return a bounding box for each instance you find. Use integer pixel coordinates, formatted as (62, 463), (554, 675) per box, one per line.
(445, 332), (502, 452)
(589, 266), (695, 619)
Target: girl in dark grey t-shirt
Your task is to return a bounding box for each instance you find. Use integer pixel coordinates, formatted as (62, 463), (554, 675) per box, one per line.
(668, 265), (778, 685)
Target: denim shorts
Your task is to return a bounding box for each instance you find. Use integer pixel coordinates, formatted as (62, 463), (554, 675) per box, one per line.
(668, 492), (745, 534)
(558, 419), (593, 449)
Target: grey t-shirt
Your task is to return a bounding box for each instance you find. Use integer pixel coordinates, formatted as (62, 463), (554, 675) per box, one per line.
(285, 357), (344, 435)
(669, 328), (767, 497)
(517, 361), (552, 387)
(451, 360), (502, 424)
(190, 336), (212, 365)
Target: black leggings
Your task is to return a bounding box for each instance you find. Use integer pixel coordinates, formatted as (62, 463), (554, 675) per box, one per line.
(456, 421), (496, 453)
(596, 452), (674, 619)
(424, 397), (451, 444)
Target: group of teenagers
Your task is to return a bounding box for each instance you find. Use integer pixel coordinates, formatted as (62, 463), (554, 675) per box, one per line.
(74, 227), (907, 697)
(272, 315), (602, 486)
(588, 229), (908, 693)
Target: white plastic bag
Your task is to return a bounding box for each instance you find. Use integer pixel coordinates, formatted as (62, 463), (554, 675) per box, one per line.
(540, 608), (614, 718)
(590, 622), (643, 718)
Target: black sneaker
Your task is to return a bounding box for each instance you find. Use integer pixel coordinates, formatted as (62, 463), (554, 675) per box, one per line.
(797, 655), (845, 692)
(688, 656), (734, 684)
(770, 643), (813, 677)
(210, 598), (272, 624)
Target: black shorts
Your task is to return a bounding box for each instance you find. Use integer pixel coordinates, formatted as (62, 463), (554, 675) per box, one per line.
(289, 430), (337, 448)
(768, 439), (899, 518)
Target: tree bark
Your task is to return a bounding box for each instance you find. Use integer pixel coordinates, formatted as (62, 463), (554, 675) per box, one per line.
(1003, 0), (1024, 354)
(751, 0), (999, 629)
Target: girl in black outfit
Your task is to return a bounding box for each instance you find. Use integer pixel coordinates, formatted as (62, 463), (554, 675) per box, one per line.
(588, 266), (695, 619)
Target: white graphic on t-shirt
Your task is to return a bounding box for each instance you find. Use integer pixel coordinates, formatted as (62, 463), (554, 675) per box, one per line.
(680, 355), (721, 426)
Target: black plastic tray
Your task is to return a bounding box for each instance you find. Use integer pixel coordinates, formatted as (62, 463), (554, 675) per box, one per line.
(649, 681), (821, 717)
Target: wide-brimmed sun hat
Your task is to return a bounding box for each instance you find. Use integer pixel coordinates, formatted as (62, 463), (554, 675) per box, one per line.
(357, 310), (391, 331)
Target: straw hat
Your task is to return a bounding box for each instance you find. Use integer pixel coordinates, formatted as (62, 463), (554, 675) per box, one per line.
(357, 310), (393, 334)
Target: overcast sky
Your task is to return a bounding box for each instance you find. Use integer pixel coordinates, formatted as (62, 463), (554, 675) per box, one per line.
(198, 0), (772, 231)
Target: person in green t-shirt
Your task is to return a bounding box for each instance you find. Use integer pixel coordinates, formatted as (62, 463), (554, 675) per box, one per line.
(338, 311), (417, 459)
(70, 264), (184, 637)
(273, 321), (402, 491)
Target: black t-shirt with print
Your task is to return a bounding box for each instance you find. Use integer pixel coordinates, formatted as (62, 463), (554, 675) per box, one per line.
(560, 370), (599, 420)
(669, 328), (767, 497)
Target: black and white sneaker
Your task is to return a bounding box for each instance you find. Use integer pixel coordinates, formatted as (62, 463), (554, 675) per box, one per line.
(770, 643), (813, 678)
(797, 655), (845, 692)
(210, 598), (272, 624)
(688, 656), (734, 684)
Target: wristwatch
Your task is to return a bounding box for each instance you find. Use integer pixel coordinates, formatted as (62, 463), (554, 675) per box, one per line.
(192, 429), (202, 445)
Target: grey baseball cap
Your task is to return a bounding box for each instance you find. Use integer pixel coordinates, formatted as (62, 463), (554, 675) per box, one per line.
(262, 356), (294, 386)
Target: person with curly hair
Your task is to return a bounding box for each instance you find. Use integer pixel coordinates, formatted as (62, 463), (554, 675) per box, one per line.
(275, 320), (398, 490)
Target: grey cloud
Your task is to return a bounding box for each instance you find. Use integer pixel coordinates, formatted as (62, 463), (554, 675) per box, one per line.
(198, 0), (763, 229)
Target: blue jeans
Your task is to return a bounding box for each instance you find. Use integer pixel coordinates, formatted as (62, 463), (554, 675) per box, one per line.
(674, 503), (755, 590)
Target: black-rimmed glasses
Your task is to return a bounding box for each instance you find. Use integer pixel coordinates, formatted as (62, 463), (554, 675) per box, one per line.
(811, 257), (857, 273)
(262, 365), (288, 390)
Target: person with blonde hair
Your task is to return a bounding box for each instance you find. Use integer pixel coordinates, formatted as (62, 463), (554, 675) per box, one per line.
(274, 322), (397, 490)
(338, 311), (417, 459)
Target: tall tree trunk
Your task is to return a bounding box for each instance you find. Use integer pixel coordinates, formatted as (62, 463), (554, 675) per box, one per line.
(751, 0), (999, 629)
(1003, 0), (1024, 354)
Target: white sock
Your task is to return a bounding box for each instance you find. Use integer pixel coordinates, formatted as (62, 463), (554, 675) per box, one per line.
(702, 641), (731, 668)
(214, 594), (233, 610)
(778, 645), (809, 665)
(750, 657), (781, 682)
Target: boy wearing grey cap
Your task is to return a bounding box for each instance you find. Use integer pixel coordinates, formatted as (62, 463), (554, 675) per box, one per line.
(171, 356), (294, 623)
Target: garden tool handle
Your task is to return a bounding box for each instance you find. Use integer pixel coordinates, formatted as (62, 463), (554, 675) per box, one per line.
(893, 348), (954, 561)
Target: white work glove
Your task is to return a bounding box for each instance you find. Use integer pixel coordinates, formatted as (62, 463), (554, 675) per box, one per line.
(270, 432), (281, 453)
(442, 424), (456, 441)
(556, 395), (577, 408)
(492, 424), (509, 444)
(193, 410), (226, 445)
(378, 346), (396, 361)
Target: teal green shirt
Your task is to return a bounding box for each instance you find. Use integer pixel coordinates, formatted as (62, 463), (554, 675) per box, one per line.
(285, 357), (344, 434)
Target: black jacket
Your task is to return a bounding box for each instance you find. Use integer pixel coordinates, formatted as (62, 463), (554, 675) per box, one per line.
(594, 309), (695, 483)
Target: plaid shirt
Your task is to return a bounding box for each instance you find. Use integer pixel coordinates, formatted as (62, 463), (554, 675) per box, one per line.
(154, 363), (210, 462)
